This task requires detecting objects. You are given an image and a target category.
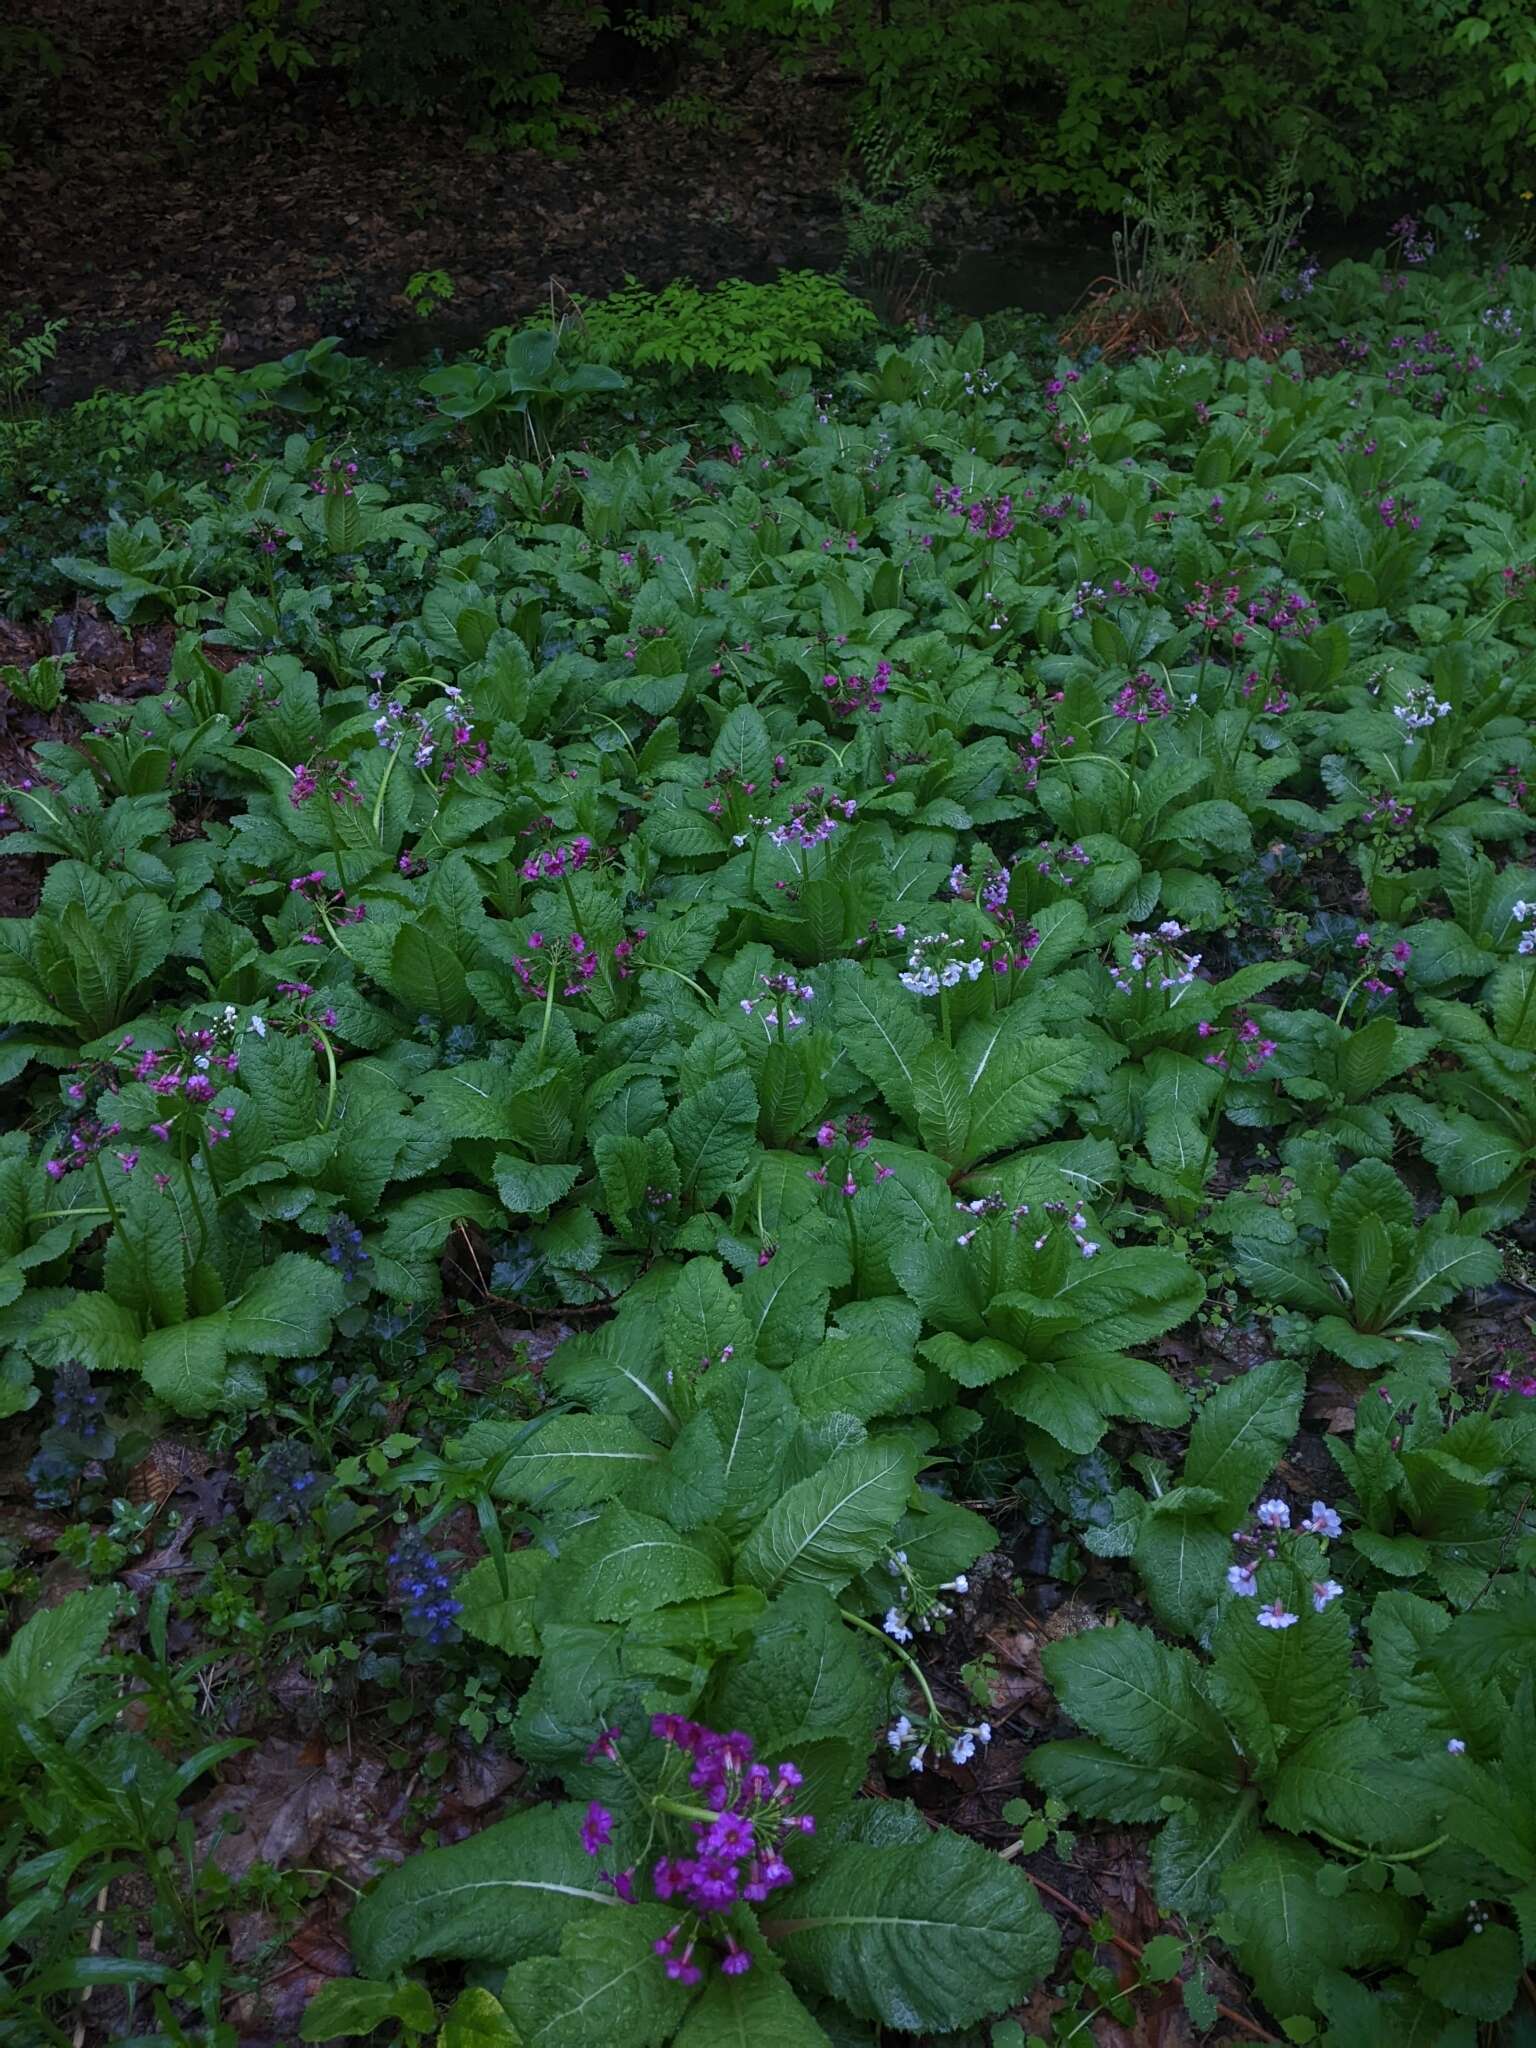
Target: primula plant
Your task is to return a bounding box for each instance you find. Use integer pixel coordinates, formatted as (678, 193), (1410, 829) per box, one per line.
(2, 242), (1536, 2046)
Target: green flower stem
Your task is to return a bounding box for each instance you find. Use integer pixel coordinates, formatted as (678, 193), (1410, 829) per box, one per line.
(838, 1606), (940, 1724)
(1313, 1827), (1447, 1863)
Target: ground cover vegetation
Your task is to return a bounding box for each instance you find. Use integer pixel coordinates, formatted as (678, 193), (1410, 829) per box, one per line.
(1, 226), (1536, 2047)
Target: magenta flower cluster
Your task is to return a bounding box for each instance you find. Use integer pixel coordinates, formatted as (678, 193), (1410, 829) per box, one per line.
(933, 485), (1014, 539)
(820, 660), (892, 718)
(1197, 1010), (1278, 1075)
(521, 835), (594, 884)
(576, 1716), (815, 1987)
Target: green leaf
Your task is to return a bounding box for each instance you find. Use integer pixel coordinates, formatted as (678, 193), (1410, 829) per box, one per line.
(0, 1585), (116, 1727)
(494, 1159), (581, 1217)
(673, 1963), (830, 2047)
(912, 1039), (971, 1162)
(1385, 1229), (1501, 1322)
(553, 1504), (726, 1622)
(707, 1584), (880, 1754)
(671, 1072), (759, 1205)
(738, 1229), (852, 1364)
(786, 1332), (924, 1420)
(27, 1294), (144, 1376)
(438, 1987), (525, 2047)
(226, 1253), (346, 1357)
(500, 1908), (691, 2048)
(1183, 1360), (1305, 1522)
(738, 1441), (917, 1594)
(699, 1359), (797, 1531)
(828, 962), (932, 1122)
(457, 1551), (550, 1657)
(1219, 1838), (1410, 2021)
(140, 1313), (231, 1415)
(663, 1258), (752, 1381)
(1212, 1597), (1354, 1766)
(349, 1805), (616, 1975)
(960, 1035), (1089, 1166)
(1151, 1797), (1260, 1921)
(460, 1414), (662, 1509)
(1039, 1623), (1229, 1769)
(1027, 1740), (1235, 1823)
(301, 1979), (435, 2041)
(1267, 1720), (1440, 1850)
(768, 1827), (1059, 2033)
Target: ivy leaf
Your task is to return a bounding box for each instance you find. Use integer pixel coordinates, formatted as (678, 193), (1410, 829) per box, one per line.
(767, 1828), (1059, 2033)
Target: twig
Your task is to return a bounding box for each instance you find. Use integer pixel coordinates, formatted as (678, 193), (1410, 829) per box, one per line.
(1000, 1851), (1280, 2045)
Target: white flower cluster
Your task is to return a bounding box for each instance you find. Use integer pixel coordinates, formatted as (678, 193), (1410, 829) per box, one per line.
(898, 931), (986, 996)
(1511, 901), (1536, 955)
(881, 1552), (971, 1642)
(1227, 1498), (1344, 1628)
(1110, 919), (1202, 996)
(885, 1713), (993, 1773)
(1392, 682), (1452, 740)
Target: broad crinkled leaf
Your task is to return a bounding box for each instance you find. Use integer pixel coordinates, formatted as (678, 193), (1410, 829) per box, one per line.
(670, 1071), (759, 1205)
(225, 1253), (346, 1357)
(460, 1413), (663, 1509)
(673, 1962), (830, 2047)
(768, 1828), (1059, 2034)
(1038, 1623), (1229, 1768)
(1182, 1360), (1305, 1522)
(1219, 1837), (1411, 2021)
(550, 1503), (726, 1623)
(738, 1440), (917, 1594)
(499, 1907), (692, 2048)
(827, 960), (932, 1123)
(0, 1585), (117, 1729)
(349, 1805), (617, 1975)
